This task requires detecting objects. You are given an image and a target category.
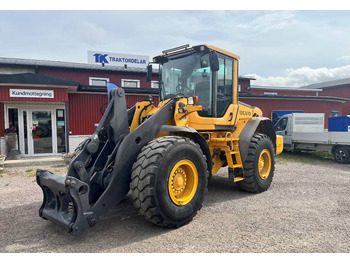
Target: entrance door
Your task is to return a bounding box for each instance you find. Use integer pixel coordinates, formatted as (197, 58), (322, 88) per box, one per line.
(31, 110), (53, 154)
(18, 109), (57, 156)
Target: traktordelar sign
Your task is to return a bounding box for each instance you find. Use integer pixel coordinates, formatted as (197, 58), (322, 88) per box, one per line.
(88, 51), (149, 68)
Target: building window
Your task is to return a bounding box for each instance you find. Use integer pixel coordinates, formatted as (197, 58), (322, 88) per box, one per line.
(151, 81), (159, 89)
(89, 77), (110, 86)
(122, 79), (140, 88)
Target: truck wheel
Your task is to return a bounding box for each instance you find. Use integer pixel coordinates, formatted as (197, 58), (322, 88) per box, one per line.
(333, 146), (350, 164)
(130, 136), (208, 228)
(237, 133), (275, 193)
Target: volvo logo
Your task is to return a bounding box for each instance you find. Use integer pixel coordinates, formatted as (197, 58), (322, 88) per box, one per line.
(239, 111), (252, 116)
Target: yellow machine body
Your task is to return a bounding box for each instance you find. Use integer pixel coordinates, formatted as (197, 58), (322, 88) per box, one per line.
(130, 44), (283, 178)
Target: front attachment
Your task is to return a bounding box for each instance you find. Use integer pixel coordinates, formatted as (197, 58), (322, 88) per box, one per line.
(36, 87), (176, 236)
(36, 170), (95, 236)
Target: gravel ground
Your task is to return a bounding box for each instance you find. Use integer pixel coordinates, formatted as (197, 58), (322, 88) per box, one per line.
(0, 152), (349, 253)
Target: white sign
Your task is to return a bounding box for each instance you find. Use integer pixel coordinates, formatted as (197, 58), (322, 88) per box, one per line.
(88, 51), (149, 68)
(10, 89), (54, 99)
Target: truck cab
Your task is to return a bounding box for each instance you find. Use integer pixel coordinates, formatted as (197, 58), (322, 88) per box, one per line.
(274, 114), (292, 149)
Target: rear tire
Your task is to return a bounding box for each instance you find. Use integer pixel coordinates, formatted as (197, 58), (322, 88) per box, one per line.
(333, 146), (350, 164)
(130, 136), (208, 228)
(237, 133), (275, 193)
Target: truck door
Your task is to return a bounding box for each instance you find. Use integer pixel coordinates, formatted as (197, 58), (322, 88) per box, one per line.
(274, 116), (292, 149)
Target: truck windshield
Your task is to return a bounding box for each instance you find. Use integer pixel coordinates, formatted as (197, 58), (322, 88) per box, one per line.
(275, 117), (288, 131)
(160, 51), (213, 116)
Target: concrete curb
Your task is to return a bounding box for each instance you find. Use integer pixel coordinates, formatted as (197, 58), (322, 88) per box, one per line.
(4, 156), (65, 168)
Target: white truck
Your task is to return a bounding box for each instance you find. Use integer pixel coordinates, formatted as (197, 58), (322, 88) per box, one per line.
(274, 113), (350, 164)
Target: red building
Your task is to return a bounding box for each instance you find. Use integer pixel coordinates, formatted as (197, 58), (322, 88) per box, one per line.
(0, 56), (349, 157)
(0, 57), (159, 156)
(303, 78), (350, 116)
(239, 81), (349, 128)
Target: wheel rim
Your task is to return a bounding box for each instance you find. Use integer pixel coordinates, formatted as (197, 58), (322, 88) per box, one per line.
(335, 150), (346, 161)
(258, 149), (272, 180)
(168, 159), (198, 206)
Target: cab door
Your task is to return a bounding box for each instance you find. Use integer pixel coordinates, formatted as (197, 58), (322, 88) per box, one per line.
(274, 116), (292, 148)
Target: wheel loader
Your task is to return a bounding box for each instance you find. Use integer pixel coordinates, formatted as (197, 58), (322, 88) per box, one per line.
(36, 44), (284, 235)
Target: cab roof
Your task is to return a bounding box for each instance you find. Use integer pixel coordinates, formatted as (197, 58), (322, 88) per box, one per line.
(153, 44), (240, 61)
(194, 44), (240, 60)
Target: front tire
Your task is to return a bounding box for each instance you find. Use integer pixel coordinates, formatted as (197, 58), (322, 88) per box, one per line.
(237, 133), (275, 193)
(333, 146), (350, 164)
(130, 136), (208, 228)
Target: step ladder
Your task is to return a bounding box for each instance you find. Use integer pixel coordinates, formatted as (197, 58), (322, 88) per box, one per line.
(223, 133), (244, 182)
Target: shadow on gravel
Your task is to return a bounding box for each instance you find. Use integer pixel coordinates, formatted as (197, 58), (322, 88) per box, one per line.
(0, 174), (252, 253)
(205, 174), (252, 206)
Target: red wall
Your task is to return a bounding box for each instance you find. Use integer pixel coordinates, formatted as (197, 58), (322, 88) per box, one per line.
(239, 79), (251, 92)
(68, 93), (108, 135)
(0, 85), (68, 102)
(251, 89), (318, 96)
(0, 102), (4, 137)
(240, 97), (344, 128)
(319, 86), (350, 98)
(38, 67), (157, 88)
(249, 85), (350, 116)
(68, 93), (159, 135)
(318, 86), (350, 115)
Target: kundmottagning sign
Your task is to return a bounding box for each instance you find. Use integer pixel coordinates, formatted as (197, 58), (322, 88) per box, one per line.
(10, 89), (54, 99)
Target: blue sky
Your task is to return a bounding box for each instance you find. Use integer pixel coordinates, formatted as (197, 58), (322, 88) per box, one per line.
(1, 8), (350, 87)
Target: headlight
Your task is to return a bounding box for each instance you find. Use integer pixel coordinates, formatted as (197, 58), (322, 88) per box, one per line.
(187, 96), (198, 105)
(187, 96), (194, 105)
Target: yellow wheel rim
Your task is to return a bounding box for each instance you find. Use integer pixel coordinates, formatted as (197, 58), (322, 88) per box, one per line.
(258, 149), (272, 180)
(168, 160), (198, 206)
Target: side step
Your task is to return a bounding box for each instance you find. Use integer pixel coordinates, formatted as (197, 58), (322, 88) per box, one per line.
(225, 143), (244, 182)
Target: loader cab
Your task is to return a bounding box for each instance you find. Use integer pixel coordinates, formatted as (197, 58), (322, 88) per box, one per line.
(151, 45), (239, 119)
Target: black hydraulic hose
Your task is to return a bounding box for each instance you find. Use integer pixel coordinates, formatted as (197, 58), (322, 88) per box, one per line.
(100, 102), (108, 116)
(138, 102), (154, 125)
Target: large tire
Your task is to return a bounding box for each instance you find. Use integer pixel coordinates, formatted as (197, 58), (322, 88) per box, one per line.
(130, 136), (208, 228)
(333, 146), (350, 164)
(237, 133), (275, 193)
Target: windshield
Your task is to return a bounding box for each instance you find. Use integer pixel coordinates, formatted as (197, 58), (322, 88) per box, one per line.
(160, 51), (212, 116)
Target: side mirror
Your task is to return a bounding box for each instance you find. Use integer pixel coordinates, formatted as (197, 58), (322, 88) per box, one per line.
(146, 64), (152, 82)
(209, 51), (219, 72)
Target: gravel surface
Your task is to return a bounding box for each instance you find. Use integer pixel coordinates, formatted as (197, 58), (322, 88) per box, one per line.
(0, 153), (349, 253)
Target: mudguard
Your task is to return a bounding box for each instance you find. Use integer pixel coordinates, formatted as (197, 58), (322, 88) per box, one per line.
(160, 125), (212, 177)
(239, 117), (277, 164)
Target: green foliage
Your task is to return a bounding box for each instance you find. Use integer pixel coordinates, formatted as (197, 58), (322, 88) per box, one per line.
(276, 151), (333, 165)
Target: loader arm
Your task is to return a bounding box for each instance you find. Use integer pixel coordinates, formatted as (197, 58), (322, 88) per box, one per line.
(36, 88), (175, 235)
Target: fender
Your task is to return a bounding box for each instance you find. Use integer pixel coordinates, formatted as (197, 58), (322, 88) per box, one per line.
(239, 117), (276, 164)
(160, 125), (213, 177)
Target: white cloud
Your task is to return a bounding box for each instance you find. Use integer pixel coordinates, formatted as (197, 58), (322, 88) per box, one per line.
(336, 56), (350, 62)
(245, 65), (350, 87)
(237, 11), (297, 32)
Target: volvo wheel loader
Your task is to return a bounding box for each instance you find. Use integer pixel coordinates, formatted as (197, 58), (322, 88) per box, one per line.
(36, 44), (283, 235)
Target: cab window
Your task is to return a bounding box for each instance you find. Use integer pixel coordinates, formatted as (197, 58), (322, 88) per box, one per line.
(217, 56), (233, 117)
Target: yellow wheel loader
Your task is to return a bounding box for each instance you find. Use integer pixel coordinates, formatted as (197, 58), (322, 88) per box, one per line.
(36, 44), (283, 235)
